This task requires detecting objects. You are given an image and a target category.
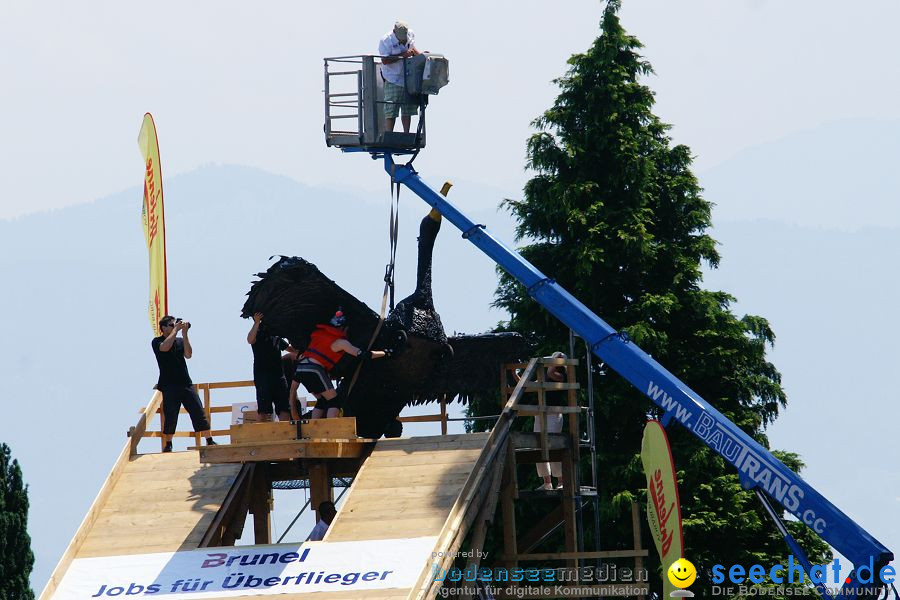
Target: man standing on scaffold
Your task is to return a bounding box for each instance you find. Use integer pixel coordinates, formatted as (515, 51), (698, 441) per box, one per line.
(378, 20), (421, 133)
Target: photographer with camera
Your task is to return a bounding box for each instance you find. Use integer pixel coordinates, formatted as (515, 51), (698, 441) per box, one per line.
(152, 315), (216, 452)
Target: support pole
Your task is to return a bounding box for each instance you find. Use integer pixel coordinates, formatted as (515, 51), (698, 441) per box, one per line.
(560, 446), (578, 569)
(308, 461), (333, 521)
(632, 502), (646, 600)
(250, 462), (273, 544)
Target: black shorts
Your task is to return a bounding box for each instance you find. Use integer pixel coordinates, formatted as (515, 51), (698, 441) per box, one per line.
(293, 361), (334, 395)
(316, 395), (342, 411)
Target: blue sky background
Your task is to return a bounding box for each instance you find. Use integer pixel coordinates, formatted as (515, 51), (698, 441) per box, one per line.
(2, 0), (899, 593)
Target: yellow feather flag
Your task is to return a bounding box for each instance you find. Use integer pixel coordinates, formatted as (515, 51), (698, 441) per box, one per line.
(641, 420), (685, 598)
(137, 114), (168, 337)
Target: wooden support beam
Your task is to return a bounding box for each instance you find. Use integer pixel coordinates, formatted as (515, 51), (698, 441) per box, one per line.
(308, 461), (333, 521)
(516, 406), (582, 415)
(230, 421), (296, 444)
(196, 439), (374, 463)
(501, 437), (518, 571)
(142, 429), (230, 439)
(250, 463), (272, 545)
(560, 447), (578, 568)
(632, 502), (646, 600)
(537, 366), (548, 462)
(299, 417), (357, 439)
(511, 432), (570, 451)
(200, 384), (211, 448)
(221, 476), (254, 546)
(522, 381), (581, 390)
(200, 463), (254, 547)
(268, 457), (366, 482)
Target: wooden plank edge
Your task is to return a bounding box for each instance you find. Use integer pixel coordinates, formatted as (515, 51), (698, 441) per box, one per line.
(39, 390), (163, 600)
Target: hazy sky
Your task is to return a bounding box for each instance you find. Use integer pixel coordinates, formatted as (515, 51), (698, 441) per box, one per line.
(4, 1), (900, 219)
(4, 0), (900, 593)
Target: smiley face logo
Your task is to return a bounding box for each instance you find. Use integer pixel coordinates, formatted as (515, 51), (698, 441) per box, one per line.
(667, 558), (696, 588)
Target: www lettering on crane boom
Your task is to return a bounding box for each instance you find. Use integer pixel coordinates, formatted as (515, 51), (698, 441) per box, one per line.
(647, 381), (693, 424)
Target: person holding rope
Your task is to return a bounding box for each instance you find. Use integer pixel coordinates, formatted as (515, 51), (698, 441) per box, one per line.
(290, 309), (393, 419)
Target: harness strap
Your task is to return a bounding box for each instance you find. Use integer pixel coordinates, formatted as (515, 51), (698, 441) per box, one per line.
(302, 347), (337, 369)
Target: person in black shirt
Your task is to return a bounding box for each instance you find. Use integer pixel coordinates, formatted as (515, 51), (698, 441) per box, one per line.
(247, 312), (291, 421)
(152, 315), (216, 452)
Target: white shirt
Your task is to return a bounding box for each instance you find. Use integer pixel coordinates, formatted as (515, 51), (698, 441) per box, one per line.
(378, 30), (416, 85)
(307, 518), (329, 541)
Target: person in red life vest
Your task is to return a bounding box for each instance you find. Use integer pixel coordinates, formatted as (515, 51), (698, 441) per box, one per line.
(290, 309), (393, 419)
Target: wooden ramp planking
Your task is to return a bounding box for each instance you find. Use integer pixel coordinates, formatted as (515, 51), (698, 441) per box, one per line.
(327, 433), (489, 542)
(75, 451), (242, 558)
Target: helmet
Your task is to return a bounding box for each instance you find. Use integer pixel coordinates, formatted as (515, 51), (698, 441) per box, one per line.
(329, 309), (347, 328)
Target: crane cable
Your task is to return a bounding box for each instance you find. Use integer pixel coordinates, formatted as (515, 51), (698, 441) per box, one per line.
(343, 173), (400, 401)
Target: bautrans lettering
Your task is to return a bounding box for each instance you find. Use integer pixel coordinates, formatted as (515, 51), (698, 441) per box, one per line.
(201, 548), (310, 568)
(692, 413), (811, 522)
(648, 469), (675, 556)
(646, 382), (824, 533)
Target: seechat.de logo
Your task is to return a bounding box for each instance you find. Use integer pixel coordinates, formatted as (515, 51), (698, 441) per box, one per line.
(667, 558), (696, 597)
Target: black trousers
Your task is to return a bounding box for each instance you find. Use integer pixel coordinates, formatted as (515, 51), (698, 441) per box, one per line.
(159, 384), (211, 434)
(255, 375), (289, 415)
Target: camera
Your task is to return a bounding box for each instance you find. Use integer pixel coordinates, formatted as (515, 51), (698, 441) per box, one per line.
(175, 318), (191, 329)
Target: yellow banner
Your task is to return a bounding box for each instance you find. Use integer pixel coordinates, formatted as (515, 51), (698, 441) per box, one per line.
(641, 420), (685, 598)
(137, 113), (167, 337)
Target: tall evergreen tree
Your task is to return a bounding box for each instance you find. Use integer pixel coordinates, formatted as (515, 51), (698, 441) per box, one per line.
(489, 1), (830, 594)
(0, 443), (35, 600)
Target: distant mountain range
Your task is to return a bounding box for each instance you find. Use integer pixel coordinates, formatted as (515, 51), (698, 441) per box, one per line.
(703, 118), (900, 229)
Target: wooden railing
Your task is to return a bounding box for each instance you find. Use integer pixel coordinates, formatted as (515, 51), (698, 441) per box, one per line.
(136, 380), (254, 451)
(135, 380), (456, 451)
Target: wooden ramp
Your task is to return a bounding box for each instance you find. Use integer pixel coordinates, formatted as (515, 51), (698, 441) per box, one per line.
(327, 433), (490, 542)
(76, 451), (243, 557)
(41, 449), (244, 599)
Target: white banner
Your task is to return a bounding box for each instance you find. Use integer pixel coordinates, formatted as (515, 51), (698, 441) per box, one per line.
(230, 402), (257, 425)
(54, 537), (437, 599)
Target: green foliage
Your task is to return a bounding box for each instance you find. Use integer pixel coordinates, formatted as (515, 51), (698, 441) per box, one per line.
(482, 2), (831, 597)
(0, 443), (35, 600)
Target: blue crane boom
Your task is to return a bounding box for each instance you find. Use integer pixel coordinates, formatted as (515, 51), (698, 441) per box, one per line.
(379, 154), (893, 599)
